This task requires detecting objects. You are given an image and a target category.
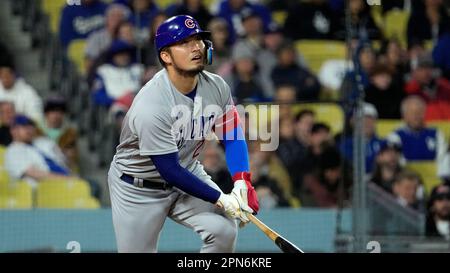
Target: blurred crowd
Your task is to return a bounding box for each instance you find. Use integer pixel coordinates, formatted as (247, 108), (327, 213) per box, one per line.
(1, 0), (450, 238)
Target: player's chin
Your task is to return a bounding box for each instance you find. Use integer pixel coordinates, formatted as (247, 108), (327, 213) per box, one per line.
(188, 63), (205, 73)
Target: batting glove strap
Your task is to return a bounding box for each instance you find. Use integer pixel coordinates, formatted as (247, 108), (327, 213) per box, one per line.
(232, 172), (260, 214)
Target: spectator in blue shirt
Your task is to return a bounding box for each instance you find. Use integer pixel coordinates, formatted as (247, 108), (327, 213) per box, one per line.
(216, 0), (272, 44)
(387, 95), (450, 178)
(338, 103), (387, 174)
(59, 0), (108, 48)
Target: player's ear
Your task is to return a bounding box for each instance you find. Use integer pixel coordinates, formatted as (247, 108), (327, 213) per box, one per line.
(160, 50), (172, 65)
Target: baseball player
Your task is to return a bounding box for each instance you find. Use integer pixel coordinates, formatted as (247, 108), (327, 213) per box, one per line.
(108, 15), (259, 253)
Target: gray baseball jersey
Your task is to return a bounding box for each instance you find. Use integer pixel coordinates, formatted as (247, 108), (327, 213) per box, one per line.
(113, 69), (233, 181)
(108, 69), (238, 253)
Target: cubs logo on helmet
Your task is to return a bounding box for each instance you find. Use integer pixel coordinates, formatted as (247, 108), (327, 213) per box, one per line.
(184, 19), (196, 29)
(155, 15), (211, 52)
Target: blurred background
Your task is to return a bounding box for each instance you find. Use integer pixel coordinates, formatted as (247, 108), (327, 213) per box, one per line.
(1, 0), (450, 253)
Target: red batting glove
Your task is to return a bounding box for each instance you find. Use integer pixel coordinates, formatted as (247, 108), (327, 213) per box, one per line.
(232, 171), (259, 214)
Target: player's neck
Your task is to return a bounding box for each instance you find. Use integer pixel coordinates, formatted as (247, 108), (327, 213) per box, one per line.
(167, 70), (199, 95)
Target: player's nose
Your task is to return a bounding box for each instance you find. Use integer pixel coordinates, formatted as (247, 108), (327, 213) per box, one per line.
(191, 40), (202, 51)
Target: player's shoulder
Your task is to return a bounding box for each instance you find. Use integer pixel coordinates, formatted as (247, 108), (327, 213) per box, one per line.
(200, 70), (228, 86)
(199, 70), (230, 96)
(130, 70), (173, 113)
(137, 70), (171, 100)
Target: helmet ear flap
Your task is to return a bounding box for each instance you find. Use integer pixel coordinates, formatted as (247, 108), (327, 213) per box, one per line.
(204, 40), (213, 65)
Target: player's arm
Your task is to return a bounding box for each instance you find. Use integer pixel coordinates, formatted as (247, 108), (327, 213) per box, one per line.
(150, 152), (252, 222)
(214, 105), (259, 214)
(150, 152), (221, 203)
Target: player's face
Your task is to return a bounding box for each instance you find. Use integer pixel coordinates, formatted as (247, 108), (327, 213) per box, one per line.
(168, 35), (206, 76)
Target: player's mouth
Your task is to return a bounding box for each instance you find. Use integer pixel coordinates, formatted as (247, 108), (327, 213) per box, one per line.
(191, 55), (202, 62)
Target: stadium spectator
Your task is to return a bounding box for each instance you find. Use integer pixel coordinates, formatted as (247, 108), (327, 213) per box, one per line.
(387, 95), (450, 179)
(432, 31), (450, 80)
(426, 184), (450, 239)
(300, 145), (351, 208)
(59, 0), (108, 48)
(338, 103), (387, 174)
(40, 97), (80, 174)
(205, 17), (232, 75)
(224, 45), (267, 103)
(85, 4), (131, 70)
(279, 109), (316, 183)
(87, 20), (137, 88)
(318, 57), (352, 95)
(165, 0), (212, 30)
(127, 0), (160, 45)
(370, 144), (404, 194)
(378, 39), (409, 89)
(0, 101), (15, 146)
(140, 12), (168, 81)
(249, 140), (295, 208)
(335, 0), (382, 40)
(5, 115), (74, 188)
(0, 64), (43, 123)
(392, 170), (426, 213)
(340, 42), (377, 99)
(274, 84), (296, 120)
(232, 10), (276, 98)
(92, 39), (144, 118)
(404, 53), (450, 120)
(407, 0), (450, 48)
(283, 0), (338, 40)
(271, 42), (321, 101)
(216, 0), (273, 44)
(365, 63), (405, 119)
(294, 109), (315, 150)
(293, 122), (334, 198)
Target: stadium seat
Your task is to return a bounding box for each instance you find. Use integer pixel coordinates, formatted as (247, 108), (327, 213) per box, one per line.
(424, 40), (434, 50)
(405, 161), (440, 195)
(42, 0), (67, 34)
(36, 178), (99, 209)
(0, 181), (33, 209)
(383, 9), (410, 49)
(0, 169), (9, 187)
(154, 0), (175, 8)
(376, 119), (403, 138)
(68, 39), (87, 75)
(295, 40), (346, 74)
(370, 4), (384, 33)
(0, 145), (6, 167)
(292, 103), (344, 135)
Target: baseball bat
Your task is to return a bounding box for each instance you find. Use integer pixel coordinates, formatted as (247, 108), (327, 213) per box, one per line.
(247, 213), (304, 253)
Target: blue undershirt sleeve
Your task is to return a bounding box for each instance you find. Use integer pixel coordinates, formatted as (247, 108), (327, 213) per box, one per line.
(150, 152), (221, 203)
(220, 125), (250, 176)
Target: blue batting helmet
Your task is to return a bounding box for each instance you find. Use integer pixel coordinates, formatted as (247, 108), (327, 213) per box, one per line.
(155, 15), (213, 64)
